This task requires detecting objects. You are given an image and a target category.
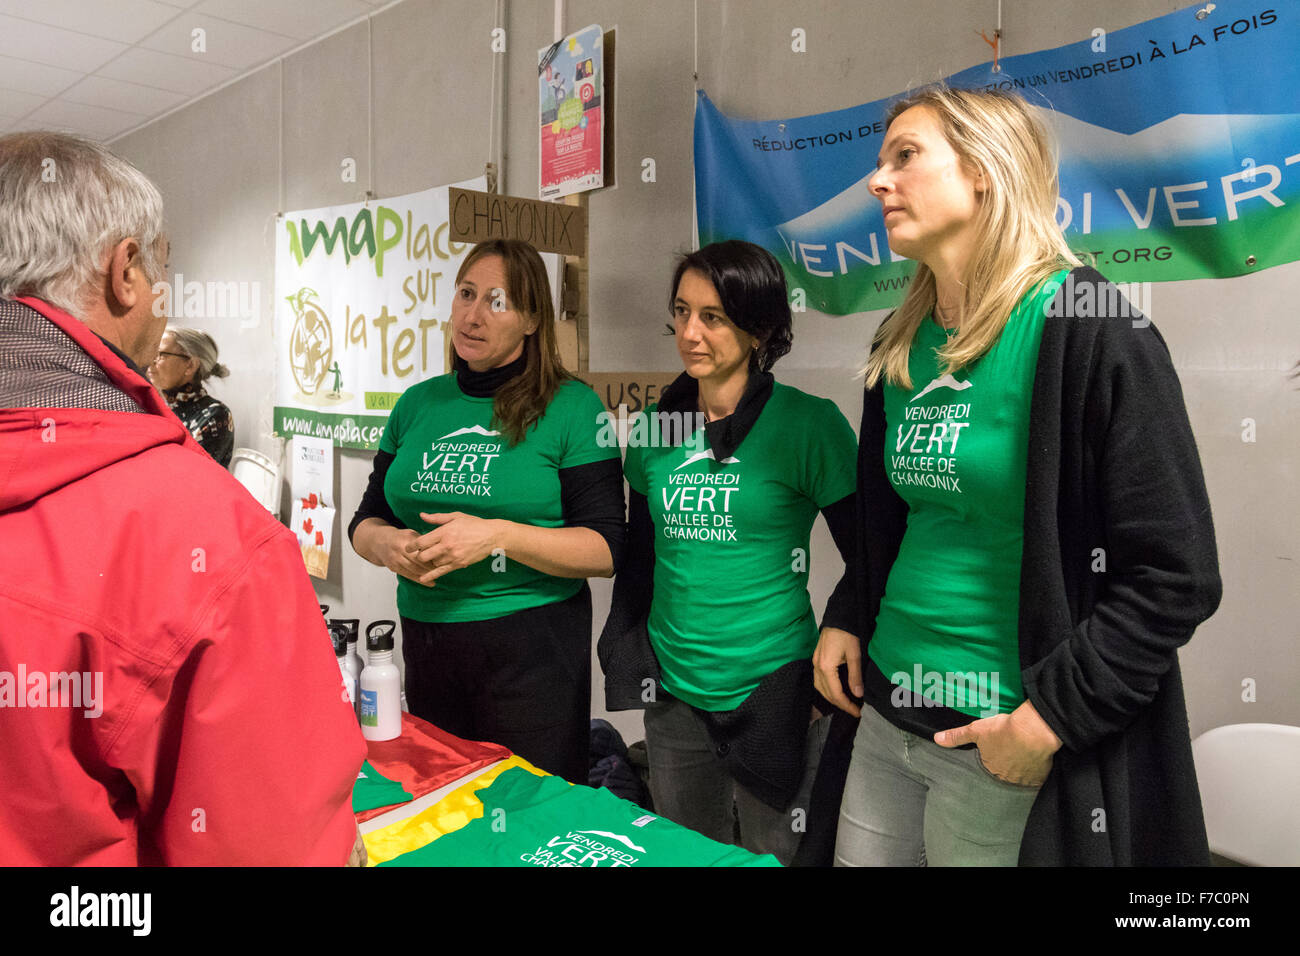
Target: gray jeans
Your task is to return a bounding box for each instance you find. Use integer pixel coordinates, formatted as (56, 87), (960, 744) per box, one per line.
(834, 704), (1042, 866)
(643, 695), (829, 866)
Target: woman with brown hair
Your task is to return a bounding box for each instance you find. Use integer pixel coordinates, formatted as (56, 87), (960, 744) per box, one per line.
(807, 86), (1221, 866)
(349, 239), (624, 783)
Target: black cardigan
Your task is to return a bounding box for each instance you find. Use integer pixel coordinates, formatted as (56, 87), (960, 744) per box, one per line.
(800, 267), (1222, 866)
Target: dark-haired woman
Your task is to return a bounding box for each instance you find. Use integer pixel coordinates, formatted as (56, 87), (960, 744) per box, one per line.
(350, 239), (625, 784)
(600, 240), (858, 864)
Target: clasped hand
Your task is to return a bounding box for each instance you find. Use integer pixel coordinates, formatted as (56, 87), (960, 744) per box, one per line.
(404, 512), (502, 585)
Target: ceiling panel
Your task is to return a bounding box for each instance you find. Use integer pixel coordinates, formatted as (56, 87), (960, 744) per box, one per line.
(0, 14), (129, 73)
(140, 12), (300, 70)
(0, 54), (83, 97)
(0, 0), (404, 142)
(193, 0), (371, 42)
(24, 98), (145, 138)
(61, 74), (188, 115)
(0, 87), (50, 119)
(95, 45), (239, 96)
(0, 0), (183, 45)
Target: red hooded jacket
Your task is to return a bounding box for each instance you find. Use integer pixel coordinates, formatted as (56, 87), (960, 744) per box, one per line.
(0, 297), (366, 865)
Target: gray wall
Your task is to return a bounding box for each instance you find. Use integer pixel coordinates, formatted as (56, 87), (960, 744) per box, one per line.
(112, 0), (1298, 748)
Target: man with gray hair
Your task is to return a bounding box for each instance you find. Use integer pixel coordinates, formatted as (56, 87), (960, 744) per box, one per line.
(0, 132), (367, 865)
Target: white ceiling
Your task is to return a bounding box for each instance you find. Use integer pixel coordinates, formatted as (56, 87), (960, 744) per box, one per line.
(0, 0), (399, 142)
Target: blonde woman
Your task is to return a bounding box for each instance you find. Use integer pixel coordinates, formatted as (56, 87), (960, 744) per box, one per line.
(808, 87), (1221, 866)
(149, 326), (234, 467)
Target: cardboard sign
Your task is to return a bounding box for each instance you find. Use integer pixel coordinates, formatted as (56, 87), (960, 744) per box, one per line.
(582, 372), (682, 414)
(448, 187), (587, 258)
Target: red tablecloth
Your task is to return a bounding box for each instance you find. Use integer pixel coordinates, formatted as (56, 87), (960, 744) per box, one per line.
(356, 712), (510, 823)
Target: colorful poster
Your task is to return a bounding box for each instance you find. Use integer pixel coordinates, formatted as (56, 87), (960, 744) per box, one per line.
(273, 177), (485, 449)
(695, 1), (1299, 314)
(289, 434), (335, 578)
(539, 24), (604, 199)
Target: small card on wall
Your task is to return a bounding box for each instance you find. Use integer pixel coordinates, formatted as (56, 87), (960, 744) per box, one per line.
(290, 435), (335, 579)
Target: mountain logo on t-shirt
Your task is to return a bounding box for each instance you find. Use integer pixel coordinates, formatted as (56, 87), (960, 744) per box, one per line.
(910, 373), (972, 403)
(573, 830), (647, 853)
(674, 449), (740, 471)
(437, 425), (502, 441)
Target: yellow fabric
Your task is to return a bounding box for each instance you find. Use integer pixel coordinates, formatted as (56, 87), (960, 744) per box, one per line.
(363, 756), (554, 865)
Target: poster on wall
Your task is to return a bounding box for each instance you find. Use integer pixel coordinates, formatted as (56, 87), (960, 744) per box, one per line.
(273, 177), (485, 449)
(539, 23), (604, 199)
(695, 1), (1299, 314)
(288, 435), (335, 579)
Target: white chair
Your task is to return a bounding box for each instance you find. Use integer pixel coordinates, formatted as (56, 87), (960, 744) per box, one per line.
(229, 447), (282, 517)
(1192, 722), (1300, 866)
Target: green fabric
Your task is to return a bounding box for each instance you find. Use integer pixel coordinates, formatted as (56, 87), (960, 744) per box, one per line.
(380, 768), (780, 867)
(869, 270), (1069, 717)
(624, 383), (857, 711)
(381, 376), (618, 622)
(351, 760), (414, 814)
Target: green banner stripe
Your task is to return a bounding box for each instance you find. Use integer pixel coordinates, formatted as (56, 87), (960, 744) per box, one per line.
(274, 407), (390, 450)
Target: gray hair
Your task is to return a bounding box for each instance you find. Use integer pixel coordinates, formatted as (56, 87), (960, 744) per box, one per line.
(0, 131), (166, 318)
(166, 326), (229, 383)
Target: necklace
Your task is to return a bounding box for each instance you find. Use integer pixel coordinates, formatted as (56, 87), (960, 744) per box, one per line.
(934, 304), (960, 337)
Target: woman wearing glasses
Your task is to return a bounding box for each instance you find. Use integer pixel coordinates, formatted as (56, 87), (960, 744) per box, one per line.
(149, 326), (234, 468)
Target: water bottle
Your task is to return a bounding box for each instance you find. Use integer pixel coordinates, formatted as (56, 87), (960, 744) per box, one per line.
(359, 621), (401, 742)
(329, 623), (358, 716)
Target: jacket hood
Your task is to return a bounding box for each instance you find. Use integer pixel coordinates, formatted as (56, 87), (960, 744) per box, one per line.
(0, 297), (199, 510)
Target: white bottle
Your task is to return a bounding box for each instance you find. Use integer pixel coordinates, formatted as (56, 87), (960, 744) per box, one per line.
(331, 626), (358, 714)
(359, 622), (401, 742)
(337, 619), (364, 717)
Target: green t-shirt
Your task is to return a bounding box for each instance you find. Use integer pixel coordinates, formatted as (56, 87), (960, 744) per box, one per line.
(625, 383), (858, 711)
(380, 375), (618, 622)
(869, 271), (1069, 717)
(379, 767), (779, 867)
(351, 760), (414, 814)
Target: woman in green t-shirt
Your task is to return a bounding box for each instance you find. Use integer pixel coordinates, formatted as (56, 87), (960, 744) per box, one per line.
(603, 240), (859, 865)
(811, 87), (1220, 866)
(349, 240), (626, 784)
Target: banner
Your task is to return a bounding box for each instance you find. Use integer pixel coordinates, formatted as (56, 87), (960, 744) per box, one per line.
(273, 177), (484, 450)
(695, 1), (1299, 314)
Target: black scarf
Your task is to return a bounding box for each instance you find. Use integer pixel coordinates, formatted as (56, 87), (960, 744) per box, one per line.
(656, 368), (774, 460)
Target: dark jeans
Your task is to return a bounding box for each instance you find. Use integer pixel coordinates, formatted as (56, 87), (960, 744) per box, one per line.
(643, 694), (830, 866)
(400, 584), (592, 785)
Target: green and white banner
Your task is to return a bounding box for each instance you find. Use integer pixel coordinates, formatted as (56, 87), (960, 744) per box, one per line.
(273, 177), (484, 449)
(695, 1), (1299, 314)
